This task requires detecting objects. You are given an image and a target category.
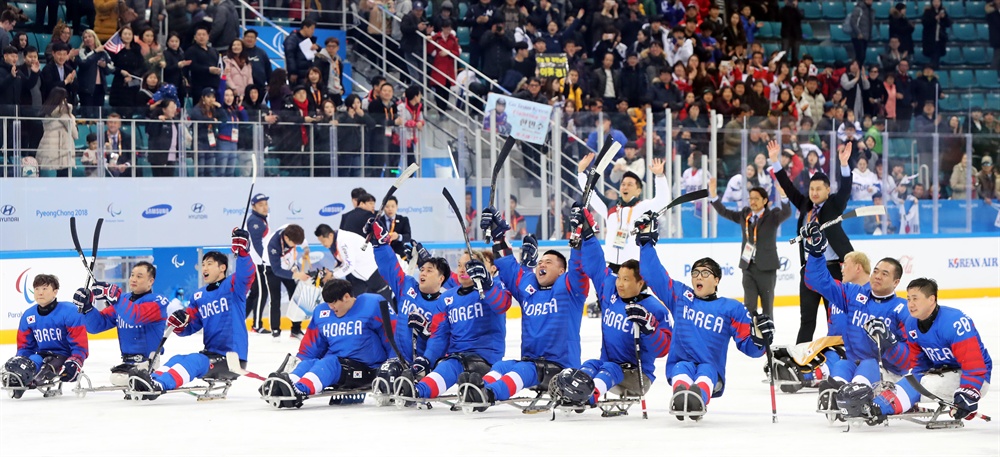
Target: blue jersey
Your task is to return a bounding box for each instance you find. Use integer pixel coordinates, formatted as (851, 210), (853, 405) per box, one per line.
(374, 244), (445, 363)
(494, 244), (589, 369)
(263, 225), (296, 280)
(246, 210), (269, 264)
(423, 281), (512, 365)
(904, 305), (992, 392)
(297, 294), (393, 368)
(17, 302), (89, 362)
(804, 254), (913, 373)
(639, 243), (764, 394)
(177, 253), (255, 359)
(581, 237), (671, 381)
(83, 291), (169, 360)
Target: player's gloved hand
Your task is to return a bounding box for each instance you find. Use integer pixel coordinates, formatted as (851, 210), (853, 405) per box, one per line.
(634, 210), (659, 246)
(90, 281), (121, 305)
(363, 217), (391, 246)
(466, 258), (493, 290)
(953, 387), (981, 420)
(407, 312), (431, 337)
(411, 356), (431, 378)
(568, 202), (596, 247)
(520, 234), (538, 268)
(480, 206), (510, 242)
(404, 240), (431, 264)
(167, 309), (191, 333)
(800, 221), (827, 257)
(60, 357), (83, 383)
(31, 361), (60, 387)
(73, 287), (94, 314)
(231, 227), (251, 256)
(625, 303), (657, 335)
(751, 314), (775, 348)
(862, 318), (897, 352)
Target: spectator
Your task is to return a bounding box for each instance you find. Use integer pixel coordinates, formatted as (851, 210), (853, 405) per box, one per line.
(75, 30), (111, 119)
(516, 76), (548, 104)
(40, 42), (77, 104)
(740, 5), (759, 45)
(106, 28), (143, 116)
(723, 11), (747, 52)
(223, 39), (253, 101)
(162, 32), (190, 104)
(46, 23), (79, 63)
(136, 27), (164, 74)
(913, 100), (940, 138)
(135, 71), (162, 117)
(847, 0), (874, 64)
(779, 0), (804, 63)
(921, 0), (951, 69)
(721, 164), (757, 204)
(427, 20), (459, 111)
(208, 0), (238, 52)
(270, 85), (313, 176)
(380, 195), (412, 257)
(218, 87), (247, 177)
(36, 88), (76, 177)
(975, 156), (997, 203)
(609, 141), (645, 186)
(394, 84), (424, 169)
(911, 64), (941, 111)
(284, 19), (318, 84)
(851, 156), (879, 201)
(506, 195), (528, 240)
(0, 45), (23, 135)
(586, 115), (628, 156)
(80, 133), (99, 176)
(619, 52), (648, 107)
(336, 94), (374, 177)
(794, 149), (822, 192)
(367, 82), (396, 177)
(0, 11), (15, 51)
(242, 30), (272, 93)
(879, 36), (907, 73)
(950, 153), (976, 200)
(505, 41), (533, 91)
(462, 0), (497, 69)
(665, 26), (693, 67)
(400, 0), (429, 84)
(891, 60), (914, 132)
(186, 25), (221, 104)
(189, 87), (223, 177)
(889, 3), (915, 56)
(480, 20), (514, 81)
(989, 0), (1000, 76)
(840, 60), (869, 123)
(103, 113), (132, 176)
(312, 99), (338, 177)
(165, 0), (190, 45)
(146, 98), (182, 177)
(864, 193), (895, 234)
(305, 66), (326, 112)
(315, 37), (344, 104)
(93, 0), (119, 42)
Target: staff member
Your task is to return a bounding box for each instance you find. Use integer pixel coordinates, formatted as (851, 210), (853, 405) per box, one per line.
(313, 224), (393, 301)
(381, 196), (412, 257)
(771, 140), (855, 344)
(262, 223), (310, 339)
(245, 193), (270, 334)
(708, 177), (792, 317)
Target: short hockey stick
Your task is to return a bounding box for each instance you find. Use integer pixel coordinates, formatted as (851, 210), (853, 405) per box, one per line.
(240, 153), (258, 230)
(148, 325), (174, 372)
(69, 216), (104, 288)
(484, 136), (516, 241)
(378, 299), (411, 369)
(632, 324), (648, 419)
(362, 163), (420, 250)
(442, 187), (484, 298)
(570, 137), (621, 247)
(225, 352), (267, 381)
(752, 313), (778, 423)
(902, 373), (992, 422)
(629, 189), (710, 235)
(788, 205), (886, 244)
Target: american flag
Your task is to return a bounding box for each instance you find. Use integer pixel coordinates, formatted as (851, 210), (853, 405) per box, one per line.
(105, 31), (124, 54)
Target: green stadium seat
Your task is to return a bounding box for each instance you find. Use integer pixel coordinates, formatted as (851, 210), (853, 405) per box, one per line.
(822, 1), (846, 19)
(959, 93), (983, 111)
(952, 24), (977, 42)
(912, 46), (929, 65)
(942, 1), (965, 19)
(33, 33), (51, 53)
(912, 23), (922, 42)
(801, 2), (821, 19)
(941, 47), (963, 65)
(977, 23), (991, 41)
(873, 1), (891, 19)
(833, 46), (850, 64)
(975, 70), (1000, 89)
(830, 24), (851, 42)
(865, 46), (880, 66)
(757, 22), (773, 39)
(458, 2), (468, 18)
(874, 23), (889, 41)
(802, 23), (814, 40)
(889, 138), (914, 159)
(72, 158), (87, 177)
(905, 1), (920, 14)
(936, 71), (950, 88)
(763, 42), (779, 56)
(938, 95), (961, 112)
(69, 35), (82, 48)
(987, 93), (1000, 111)
(964, 47), (989, 65)
(457, 26), (470, 46)
(949, 70), (974, 90)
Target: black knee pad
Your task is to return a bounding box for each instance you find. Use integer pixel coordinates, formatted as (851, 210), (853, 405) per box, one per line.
(202, 352), (239, 381)
(528, 358), (565, 387)
(448, 353), (491, 377)
(337, 358), (377, 390)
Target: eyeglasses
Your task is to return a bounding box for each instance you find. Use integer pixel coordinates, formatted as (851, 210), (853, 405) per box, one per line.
(691, 269), (715, 278)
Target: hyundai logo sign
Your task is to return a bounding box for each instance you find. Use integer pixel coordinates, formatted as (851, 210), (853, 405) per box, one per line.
(142, 204), (172, 219)
(191, 203), (205, 213)
(319, 203), (347, 217)
(1, 205), (14, 216)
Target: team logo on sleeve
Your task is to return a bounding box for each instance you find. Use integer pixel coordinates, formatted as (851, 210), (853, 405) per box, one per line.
(26, 315), (35, 324)
(525, 285), (536, 294)
(909, 330), (918, 340)
(194, 291), (203, 300)
(683, 290), (694, 301)
(444, 296), (454, 305)
(320, 310), (330, 318)
(407, 288), (417, 299)
(855, 293), (869, 304)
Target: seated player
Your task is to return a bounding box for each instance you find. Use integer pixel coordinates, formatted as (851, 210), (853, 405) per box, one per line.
(550, 207), (671, 408)
(636, 210), (772, 420)
(3, 274), (88, 398)
(841, 278), (992, 423)
(127, 229), (255, 399)
(75, 262), (169, 386)
(798, 223), (913, 412)
(394, 251), (511, 403)
(460, 207), (588, 409)
(261, 281), (394, 408)
(367, 216), (450, 397)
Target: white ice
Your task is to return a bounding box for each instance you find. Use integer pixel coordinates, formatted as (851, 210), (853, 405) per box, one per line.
(1, 298), (998, 457)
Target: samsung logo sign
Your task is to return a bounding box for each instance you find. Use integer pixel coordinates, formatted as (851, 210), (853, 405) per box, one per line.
(142, 204), (173, 219)
(319, 203), (347, 217)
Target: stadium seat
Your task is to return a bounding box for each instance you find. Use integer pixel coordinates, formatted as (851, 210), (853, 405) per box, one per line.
(833, 46), (850, 64)
(801, 2), (821, 19)
(460, 52), (470, 64)
(950, 70), (974, 90)
(15, 3), (35, 25)
(457, 26), (470, 46)
(964, 47), (989, 65)
(952, 24), (977, 42)
(941, 47), (963, 66)
(959, 93), (983, 111)
(873, 1), (891, 19)
(33, 33), (51, 53)
(874, 23), (889, 41)
(912, 46), (929, 65)
(942, 1), (965, 19)
(977, 23), (991, 41)
(866, 46), (881, 66)
(889, 138), (914, 159)
(822, 1), (846, 19)
(987, 93), (1000, 111)
(936, 71), (950, 89)
(72, 158), (86, 178)
(830, 24), (851, 43)
(938, 95), (961, 112)
(763, 42), (779, 56)
(814, 46), (835, 65)
(768, 22), (782, 39)
(802, 23), (814, 40)
(757, 22), (774, 39)
(458, 2), (468, 18)
(69, 35), (82, 48)
(912, 23), (922, 43)
(975, 70), (1000, 89)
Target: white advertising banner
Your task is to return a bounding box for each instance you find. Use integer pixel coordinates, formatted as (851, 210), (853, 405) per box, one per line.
(0, 177), (465, 251)
(1, 258), (89, 333)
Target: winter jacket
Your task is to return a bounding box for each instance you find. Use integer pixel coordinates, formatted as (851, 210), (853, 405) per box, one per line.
(37, 109), (78, 170)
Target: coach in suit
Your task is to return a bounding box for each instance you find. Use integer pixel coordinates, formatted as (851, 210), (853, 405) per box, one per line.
(771, 140), (855, 344)
(709, 177), (792, 317)
(381, 195), (412, 257)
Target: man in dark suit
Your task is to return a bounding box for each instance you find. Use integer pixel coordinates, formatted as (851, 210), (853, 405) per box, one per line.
(771, 140), (855, 344)
(381, 196), (412, 257)
(339, 193), (376, 237)
(39, 42), (77, 103)
(709, 178), (792, 317)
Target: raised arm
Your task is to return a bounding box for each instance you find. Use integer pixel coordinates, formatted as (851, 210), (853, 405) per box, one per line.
(768, 140), (807, 210)
(830, 143), (854, 211)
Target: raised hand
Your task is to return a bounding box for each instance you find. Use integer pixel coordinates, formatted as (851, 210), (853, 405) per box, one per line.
(839, 141), (853, 166)
(578, 152), (595, 173)
(766, 140), (780, 165)
(650, 157), (665, 176)
(708, 176), (718, 198)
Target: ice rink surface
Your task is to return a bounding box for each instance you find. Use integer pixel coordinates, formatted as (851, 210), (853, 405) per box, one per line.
(1, 298), (997, 457)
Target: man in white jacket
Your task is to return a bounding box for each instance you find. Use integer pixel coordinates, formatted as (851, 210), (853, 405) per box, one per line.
(577, 154), (669, 270)
(313, 224), (392, 301)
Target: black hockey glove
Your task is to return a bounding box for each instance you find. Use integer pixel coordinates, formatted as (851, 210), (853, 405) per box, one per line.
(800, 221), (827, 257)
(862, 318), (897, 352)
(411, 356), (431, 378)
(634, 210), (659, 247)
(168, 309), (191, 332)
(568, 203), (596, 247)
(61, 357), (83, 383)
(751, 314), (775, 348)
(405, 240), (431, 264)
(953, 387), (981, 420)
(363, 217), (391, 246)
(407, 312), (431, 337)
(625, 303), (656, 335)
(73, 288), (94, 314)
(520, 234), (538, 268)
(480, 206), (510, 242)
(90, 281), (121, 305)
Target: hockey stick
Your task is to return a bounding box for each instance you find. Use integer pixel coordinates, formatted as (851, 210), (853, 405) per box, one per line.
(240, 153), (258, 230)
(788, 205), (886, 244)
(442, 187), (485, 298)
(484, 136), (516, 241)
(69, 216), (104, 287)
(751, 313), (778, 423)
(362, 163), (420, 250)
(570, 137), (621, 247)
(628, 189), (711, 235)
(631, 324), (648, 419)
(378, 299), (411, 369)
(147, 325), (174, 373)
(902, 373), (992, 422)
(225, 352), (267, 381)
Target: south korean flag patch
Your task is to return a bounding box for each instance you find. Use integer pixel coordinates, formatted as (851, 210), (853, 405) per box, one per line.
(855, 293), (868, 304)
(909, 330), (918, 340)
(407, 288), (417, 299)
(320, 310), (330, 318)
(444, 296), (454, 305)
(194, 291), (203, 300)
(26, 315), (35, 324)
(683, 290), (694, 301)
(525, 285), (536, 294)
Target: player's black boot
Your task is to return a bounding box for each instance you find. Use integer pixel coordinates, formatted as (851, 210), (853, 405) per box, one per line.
(127, 368), (164, 401)
(260, 372), (304, 409)
(459, 372), (494, 412)
(772, 356), (804, 394)
(684, 384), (706, 420)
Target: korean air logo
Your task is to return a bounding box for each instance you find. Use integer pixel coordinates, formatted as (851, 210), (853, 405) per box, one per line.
(15, 268), (33, 304)
(1, 205), (15, 215)
(142, 204), (172, 219)
(288, 202), (302, 215)
(319, 203), (347, 217)
(191, 203), (205, 213)
(107, 203), (122, 217)
(320, 310), (330, 318)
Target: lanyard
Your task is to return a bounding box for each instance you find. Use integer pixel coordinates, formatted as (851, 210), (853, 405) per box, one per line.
(617, 205), (635, 231)
(311, 87), (321, 106)
(745, 211), (759, 244)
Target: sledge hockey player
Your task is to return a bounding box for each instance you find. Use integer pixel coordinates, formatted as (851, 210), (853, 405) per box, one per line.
(367, 216), (451, 398)
(3, 274), (88, 398)
(127, 229), (255, 399)
(798, 223), (913, 415)
(75, 262), (169, 386)
(394, 250), (512, 404)
(459, 207), (589, 410)
(840, 278), (992, 425)
(548, 206), (671, 410)
(637, 211), (772, 420)
(260, 281), (394, 408)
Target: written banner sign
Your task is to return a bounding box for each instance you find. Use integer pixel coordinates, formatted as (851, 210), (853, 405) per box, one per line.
(536, 53), (569, 79)
(482, 93), (554, 145)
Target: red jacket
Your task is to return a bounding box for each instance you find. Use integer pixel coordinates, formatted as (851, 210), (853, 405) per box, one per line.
(428, 31), (461, 87)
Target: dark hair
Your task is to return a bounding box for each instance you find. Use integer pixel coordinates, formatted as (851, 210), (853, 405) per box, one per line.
(423, 257), (452, 282)
(315, 223), (335, 238)
(322, 279), (353, 303)
(23, 45), (37, 55)
(385, 196), (398, 205)
(324, 36), (340, 46)
(32, 274), (59, 290)
(267, 68), (289, 101)
(351, 187), (368, 200)
(405, 84), (422, 101)
(358, 193), (376, 204)
(809, 172), (831, 186)
(283, 224), (306, 244)
(906, 277), (938, 298)
(134, 261), (157, 279)
(40, 87), (68, 117)
(749, 187), (769, 201)
(542, 249), (567, 270)
(344, 93), (362, 109)
(619, 259), (643, 282)
(300, 18), (316, 28)
(202, 251), (229, 273)
(877, 257), (904, 281)
(440, 18), (453, 28)
(243, 28), (258, 38)
(621, 170), (643, 189)
(692, 257), (722, 279)
(2, 45), (16, 54)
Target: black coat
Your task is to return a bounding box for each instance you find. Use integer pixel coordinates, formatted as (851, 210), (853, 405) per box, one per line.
(779, 4), (804, 40)
(888, 13), (915, 54)
(990, 8), (1000, 48)
(0, 62), (24, 115)
(245, 46), (272, 93)
(74, 48), (111, 96)
(109, 46), (144, 110)
(911, 75), (940, 110)
(339, 207), (376, 237)
(479, 30), (514, 81)
(893, 71), (915, 120)
(283, 30), (313, 81)
(146, 119), (182, 166)
(711, 199), (793, 270)
(162, 47), (187, 100)
(921, 5), (951, 58)
(336, 110), (375, 153)
(775, 167), (855, 266)
(382, 213), (412, 257)
(185, 43), (221, 100)
(40, 60), (78, 103)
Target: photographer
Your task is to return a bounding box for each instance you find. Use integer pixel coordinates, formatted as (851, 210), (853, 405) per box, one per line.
(480, 18), (515, 81)
(400, 1), (429, 85)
